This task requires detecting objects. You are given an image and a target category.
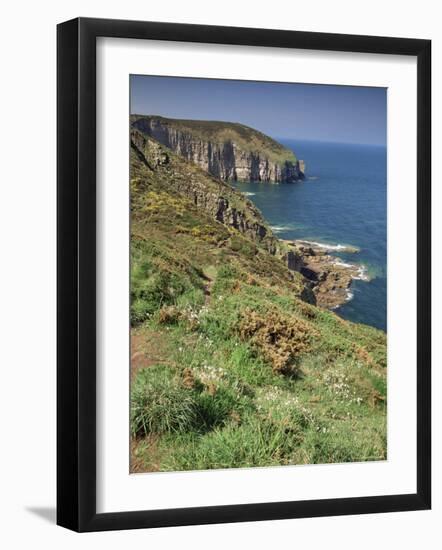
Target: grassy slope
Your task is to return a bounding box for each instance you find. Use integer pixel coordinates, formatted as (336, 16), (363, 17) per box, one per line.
(130, 134), (387, 472)
(131, 114), (297, 166)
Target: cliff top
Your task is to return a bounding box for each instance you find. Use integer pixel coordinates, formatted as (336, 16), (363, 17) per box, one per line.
(130, 128), (281, 254)
(129, 128), (387, 473)
(131, 114), (297, 166)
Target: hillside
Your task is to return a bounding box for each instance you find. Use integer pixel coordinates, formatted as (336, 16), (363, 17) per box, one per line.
(131, 115), (304, 183)
(130, 131), (387, 472)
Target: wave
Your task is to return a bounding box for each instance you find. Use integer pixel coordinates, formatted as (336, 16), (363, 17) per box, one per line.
(332, 288), (355, 311)
(354, 265), (370, 282)
(271, 225), (295, 233)
(303, 240), (359, 252)
(346, 289), (354, 301)
(334, 260), (354, 268)
(333, 260), (370, 282)
(242, 192), (256, 196)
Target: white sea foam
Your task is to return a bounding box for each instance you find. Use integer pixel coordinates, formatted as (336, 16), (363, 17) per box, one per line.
(354, 265), (370, 282)
(303, 240), (358, 252)
(334, 260), (354, 269)
(271, 225), (293, 233)
(333, 260), (370, 282)
(243, 192), (256, 196)
(330, 287), (355, 311)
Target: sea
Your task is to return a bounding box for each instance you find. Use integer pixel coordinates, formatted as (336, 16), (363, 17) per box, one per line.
(231, 139), (387, 332)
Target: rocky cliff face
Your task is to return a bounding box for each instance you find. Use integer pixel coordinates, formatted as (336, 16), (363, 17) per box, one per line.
(132, 116), (304, 183)
(131, 129), (281, 255)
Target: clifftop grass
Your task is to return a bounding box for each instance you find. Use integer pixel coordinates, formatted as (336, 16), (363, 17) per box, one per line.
(131, 128), (283, 255)
(131, 114), (297, 166)
(130, 132), (387, 472)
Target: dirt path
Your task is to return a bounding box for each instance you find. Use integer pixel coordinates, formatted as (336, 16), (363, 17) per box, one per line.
(203, 278), (214, 305)
(130, 329), (170, 380)
(202, 266), (216, 306)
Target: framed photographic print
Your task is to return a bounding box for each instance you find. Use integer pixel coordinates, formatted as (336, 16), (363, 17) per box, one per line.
(57, 18), (431, 532)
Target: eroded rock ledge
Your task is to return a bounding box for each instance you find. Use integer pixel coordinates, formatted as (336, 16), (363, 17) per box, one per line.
(131, 115), (305, 183)
(283, 240), (369, 309)
(131, 129), (367, 311)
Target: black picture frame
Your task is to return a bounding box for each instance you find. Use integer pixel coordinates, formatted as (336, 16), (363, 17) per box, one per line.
(57, 17), (431, 532)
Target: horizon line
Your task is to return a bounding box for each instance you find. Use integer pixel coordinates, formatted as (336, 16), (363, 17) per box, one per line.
(276, 137), (387, 147)
(130, 112), (386, 148)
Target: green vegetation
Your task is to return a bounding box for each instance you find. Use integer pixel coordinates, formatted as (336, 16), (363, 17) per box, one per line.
(131, 114), (297, 166)
(131, 366), (197, 435)
(130, 132), (387, 473)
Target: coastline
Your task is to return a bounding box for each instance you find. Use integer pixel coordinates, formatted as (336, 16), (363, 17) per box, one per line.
(282, 239), (370, 310)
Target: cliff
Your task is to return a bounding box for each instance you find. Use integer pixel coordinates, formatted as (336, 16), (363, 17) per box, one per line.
(131, 130), (365, 311)
(129, 126), (387, 473)
(131, 115), (304, 183)
(131, 128), (281, 255)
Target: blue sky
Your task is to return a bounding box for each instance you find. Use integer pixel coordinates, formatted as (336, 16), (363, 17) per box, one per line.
(131, 75), (386, 146)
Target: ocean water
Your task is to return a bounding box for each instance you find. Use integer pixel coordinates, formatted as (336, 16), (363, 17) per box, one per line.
(231, 140), (387, 332)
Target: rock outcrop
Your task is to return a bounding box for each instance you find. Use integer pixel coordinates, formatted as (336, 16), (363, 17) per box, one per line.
(131, 129), (281, 255)
(131, 115), (304, 183)
(282, 240), (369, 309)
(131, 130), (372, 311)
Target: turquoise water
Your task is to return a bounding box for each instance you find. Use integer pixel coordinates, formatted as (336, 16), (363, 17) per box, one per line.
(231, 140), (387, 331)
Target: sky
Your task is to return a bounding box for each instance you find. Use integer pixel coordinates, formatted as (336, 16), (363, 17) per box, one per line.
(130, 75), (386, 146)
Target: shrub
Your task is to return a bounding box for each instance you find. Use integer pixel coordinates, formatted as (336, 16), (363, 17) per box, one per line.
(295, 299), (317, 319)
(238, 308), (318, 374)
(157, 305), (182, 325)
(190, 224), (227, 244)
(131, 366), (197, 436)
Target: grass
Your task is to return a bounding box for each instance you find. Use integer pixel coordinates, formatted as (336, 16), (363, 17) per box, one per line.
(159, 417), (301, 471)
(130, 262), (387, 470)
(131, 366), (198, 436)
(132, 114), (297, 166)
(129, 131), (387, 472)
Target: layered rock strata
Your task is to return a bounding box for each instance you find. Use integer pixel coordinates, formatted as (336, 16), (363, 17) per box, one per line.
(283, 240), (369, 309)
(132, 115), (304, 183)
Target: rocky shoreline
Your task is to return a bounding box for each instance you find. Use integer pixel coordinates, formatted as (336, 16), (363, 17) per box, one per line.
(132, 125), (369, 312)
(282, 239), (369, 309)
